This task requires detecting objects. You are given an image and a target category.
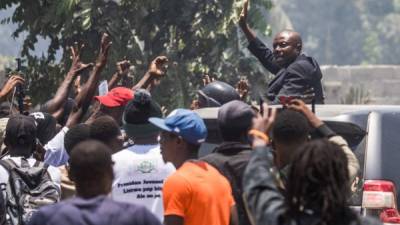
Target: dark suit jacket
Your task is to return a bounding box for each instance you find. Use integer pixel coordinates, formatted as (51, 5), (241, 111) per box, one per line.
(248, 37), (325, 104)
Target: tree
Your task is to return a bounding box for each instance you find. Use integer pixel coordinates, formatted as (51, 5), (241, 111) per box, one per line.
(0, 0), (273, 109)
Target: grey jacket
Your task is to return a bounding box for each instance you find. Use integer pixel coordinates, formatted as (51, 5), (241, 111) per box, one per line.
(243, 147), (382, 225)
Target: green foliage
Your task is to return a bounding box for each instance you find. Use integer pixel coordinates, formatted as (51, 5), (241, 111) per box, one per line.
(0, 0), (273, 108)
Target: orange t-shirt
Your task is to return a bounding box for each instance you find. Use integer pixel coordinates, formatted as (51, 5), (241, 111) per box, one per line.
(163, 161), (235, 225)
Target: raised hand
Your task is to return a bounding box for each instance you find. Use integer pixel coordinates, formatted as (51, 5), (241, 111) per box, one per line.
(236, 77), (250, 100)
(0, 75), (25, 100)
(239, 0), (249, 28)
(96, 33), (112, 68)
(287, 99), (323, 128)
(251, 103), (277, 146)
(116, 59), (131, 77)
(202, 74), (215, 86)
(252, 103), (277, 134)
(148, 56), (168, 78)
(68, 43), (93, 76)
(190, 99), (200, 110)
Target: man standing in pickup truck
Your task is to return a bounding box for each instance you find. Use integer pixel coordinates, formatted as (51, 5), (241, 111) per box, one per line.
(239, 0), (324, 104)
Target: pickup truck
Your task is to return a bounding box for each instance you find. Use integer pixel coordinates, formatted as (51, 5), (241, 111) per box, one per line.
(195, 104), (400, 224)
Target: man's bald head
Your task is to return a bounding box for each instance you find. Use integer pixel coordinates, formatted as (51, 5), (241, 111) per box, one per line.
(273, 30), (303, 67)
(276, 30), (302, 51)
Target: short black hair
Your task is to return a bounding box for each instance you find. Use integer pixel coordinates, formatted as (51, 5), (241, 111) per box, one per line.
(272, 109), (310, 144)
(68, 140), (113, 188)
(89, 116), (120, 144)
(64, 123), (91, 155)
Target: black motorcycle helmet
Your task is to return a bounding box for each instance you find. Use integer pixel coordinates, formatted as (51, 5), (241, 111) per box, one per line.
(197, 81), (240, 108)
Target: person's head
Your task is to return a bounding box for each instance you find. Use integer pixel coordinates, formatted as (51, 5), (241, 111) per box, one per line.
(218, 100), (255, 142)
(4, 114), (37, 158)
(29, 112), (57, 146)
(149, 109), (207, 168)
(123, 89), (162, 143)
(64, 123), (91, 156)
(90, 116), (123, 153)
(68, 140), (114, 198)
(273, 30), (302, 68)
(0, 102), (16, 118)
(94, 87), (134, 124)
(286, 139), (352, 223)
(197, 81), (240, 108)
(272, 109), (310, 169)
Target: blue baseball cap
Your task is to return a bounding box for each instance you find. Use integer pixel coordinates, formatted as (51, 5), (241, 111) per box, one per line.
(149, 109), (207, 145)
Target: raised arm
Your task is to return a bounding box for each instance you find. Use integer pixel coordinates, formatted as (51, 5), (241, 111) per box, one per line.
(239, 0), (256, 42)
(45, 44), (93, 115)
(108, 59), (131, 90)
(66, 33), (111, 127)
(287, 99), (360, 182)
(132, 56), (168, 92)
(244, 104), (290, 225)
(239, 0), (280, 74)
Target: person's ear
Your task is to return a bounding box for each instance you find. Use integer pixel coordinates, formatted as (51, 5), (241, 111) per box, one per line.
(176, 136), (184, 145)
(296, 43), (302, 53)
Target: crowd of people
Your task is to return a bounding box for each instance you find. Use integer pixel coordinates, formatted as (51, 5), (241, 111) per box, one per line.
(0, 0), (384, 225)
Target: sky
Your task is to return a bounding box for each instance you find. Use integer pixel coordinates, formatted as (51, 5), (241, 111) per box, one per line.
(0, 7), (52, 59)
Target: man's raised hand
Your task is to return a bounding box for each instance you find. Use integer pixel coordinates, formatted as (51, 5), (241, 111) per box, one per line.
(116, 60), (131, 77)
(287, 99), (323, 128)
(202, 74), (215, 86)
(236, 77), (250, 100)
(96, 33), (112, 68)
(148, 56), (168, 78)
(251, 103), (277, 146)
(68, 43), (93, 76)
(239, 0), (249, 28)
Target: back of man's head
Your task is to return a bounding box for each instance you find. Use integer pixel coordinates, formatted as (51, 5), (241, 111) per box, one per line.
(4, 114), (37, 157)
(29, 112), (57, 145)
(123, 89), (162, 139)
(218, 100), (255, 142)
(68, 140), (113, 198)
(272, 109), (310, 145)
(89, 115), (122, 152)
(64, 123), (91, 156)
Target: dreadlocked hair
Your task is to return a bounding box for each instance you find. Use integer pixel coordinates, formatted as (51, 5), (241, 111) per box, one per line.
(285, 139), (358, 225)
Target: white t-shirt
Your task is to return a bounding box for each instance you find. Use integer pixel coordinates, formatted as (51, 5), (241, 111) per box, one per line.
(112, 144), (175, 222)
(0, 156), (61, 200)
(44, 126), (69, 167)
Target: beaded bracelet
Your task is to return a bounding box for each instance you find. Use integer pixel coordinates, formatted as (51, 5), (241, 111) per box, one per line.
(248, 129), (269, 143)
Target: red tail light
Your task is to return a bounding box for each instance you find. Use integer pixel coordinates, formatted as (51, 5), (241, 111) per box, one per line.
(381, 209), (400, 224)
(363, 180), (400, 224)
(363, 180), (396, 209)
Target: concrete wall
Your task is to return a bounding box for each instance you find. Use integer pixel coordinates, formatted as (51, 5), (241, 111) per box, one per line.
(321, 65), (400, 105)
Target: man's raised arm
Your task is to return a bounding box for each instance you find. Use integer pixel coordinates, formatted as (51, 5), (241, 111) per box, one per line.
(132, 56), (168, 92)
(44, 44), (93, 117)
(67, 33), (111, 127)
(238, 0), (280, 74)
(239, 0), (256, 42)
